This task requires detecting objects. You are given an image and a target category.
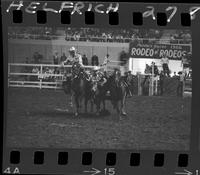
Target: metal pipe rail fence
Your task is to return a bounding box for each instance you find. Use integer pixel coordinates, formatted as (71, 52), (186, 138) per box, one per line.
(8, 62), (158, 96)
(8, 63), (93, 89)
(8, 63), (190, 96)
(8, 62), (121, 90)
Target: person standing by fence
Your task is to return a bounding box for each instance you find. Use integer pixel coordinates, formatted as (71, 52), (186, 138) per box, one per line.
(60, 52), (67, 63)
(53, 51), (59, 65)
(160, 53), (170, 77)
(91, 54), (99, 66)
(177, 71), (185, 97)
(53, 51), (59, 74)
(82, 54), (88, 65)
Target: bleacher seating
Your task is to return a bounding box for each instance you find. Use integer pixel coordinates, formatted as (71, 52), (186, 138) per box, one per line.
(8, 27), (192, 44)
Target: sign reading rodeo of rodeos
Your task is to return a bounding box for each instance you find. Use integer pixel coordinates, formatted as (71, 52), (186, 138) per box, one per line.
(129, 41), (191, 60)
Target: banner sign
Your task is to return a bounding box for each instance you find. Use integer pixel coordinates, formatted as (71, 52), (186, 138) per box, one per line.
(129, 42), (191, 60)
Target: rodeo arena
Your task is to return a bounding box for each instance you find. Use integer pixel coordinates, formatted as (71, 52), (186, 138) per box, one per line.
(7, 27), (192, 150)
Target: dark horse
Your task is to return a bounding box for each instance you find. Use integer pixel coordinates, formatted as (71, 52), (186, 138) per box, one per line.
(93, 69), (127, 117)
(109, 70), (127, 116)
(70, 63), (94, 116)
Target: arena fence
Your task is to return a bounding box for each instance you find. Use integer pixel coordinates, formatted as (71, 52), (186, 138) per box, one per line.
(7, 62), (159, 96)
(8, 63), (191, 97)
(8, 62), (121, 90)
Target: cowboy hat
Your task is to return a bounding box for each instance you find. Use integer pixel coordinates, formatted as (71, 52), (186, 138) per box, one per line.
(69, 46), (76, 51)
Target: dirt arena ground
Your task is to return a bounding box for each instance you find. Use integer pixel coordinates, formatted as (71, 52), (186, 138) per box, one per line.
(6, 88), (191, 150)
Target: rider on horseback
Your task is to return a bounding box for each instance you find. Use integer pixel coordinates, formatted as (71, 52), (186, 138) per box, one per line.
(62, 46), (84, 79)
(90, 66), (107, 91)
(113, 69), (132, 97)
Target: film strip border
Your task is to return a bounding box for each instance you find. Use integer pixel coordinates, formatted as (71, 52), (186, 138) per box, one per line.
(4, 149), (199, 174)
(11, 10), (192, 26)
(2, 1), (200, 175)
(8, 150), (189, 166)
(3, 1), (200, 27)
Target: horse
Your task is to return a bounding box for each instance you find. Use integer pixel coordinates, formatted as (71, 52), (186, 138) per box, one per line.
(62, 74), (73, 107)
(70, 63), (95, 116)
(83, 72), (95, 114)
(92, 69), (127, 117)
(92, 78), (109, 115)
(108, 70), (127, 116)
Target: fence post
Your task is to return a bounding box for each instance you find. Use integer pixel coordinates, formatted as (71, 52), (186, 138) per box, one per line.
(137, 74), (141, 96)
(8, 64), (10, 87)
(39, 64), (43, 89)
(155, 78), (158, 95)
(149, 64), (154, 96)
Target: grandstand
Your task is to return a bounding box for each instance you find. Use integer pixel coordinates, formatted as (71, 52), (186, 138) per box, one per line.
(8, 27), (191, 44)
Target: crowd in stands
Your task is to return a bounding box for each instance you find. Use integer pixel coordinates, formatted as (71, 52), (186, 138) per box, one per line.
(8, 27), (57, 40)
(8, 27), (191, 44)
(170, 30), (191, 44)
(65, 28), (163, 43)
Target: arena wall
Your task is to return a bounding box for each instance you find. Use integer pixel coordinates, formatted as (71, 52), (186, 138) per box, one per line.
(8, 39), (129, 64)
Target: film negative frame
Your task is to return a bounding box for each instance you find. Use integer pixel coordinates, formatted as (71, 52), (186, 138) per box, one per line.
(1, 0), (200, 174)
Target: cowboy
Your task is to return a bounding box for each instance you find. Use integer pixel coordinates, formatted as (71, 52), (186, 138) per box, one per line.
(101, 54), (110, 72)
(62, 47), (83, 67)
(124, 71), (133, 97)
(181, 53), (190, 78)
(177, 71), (185, 97)
(91, 66), (107, 87)
(61, 47), (83, 78)
(161, 53), (170, 77)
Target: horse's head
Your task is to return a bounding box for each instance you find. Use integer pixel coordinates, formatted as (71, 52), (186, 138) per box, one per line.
(72, 62), (85, 80)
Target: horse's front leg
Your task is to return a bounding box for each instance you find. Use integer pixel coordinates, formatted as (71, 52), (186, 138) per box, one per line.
(114, 101), (120, 115)
(90, 99), (94, 113)
(69, 93), (73, 107)
(95, 99), (100, 116)
(121, 92), (127, 116)
(84, 98), (88, 113)
(74, 96), (79, 116)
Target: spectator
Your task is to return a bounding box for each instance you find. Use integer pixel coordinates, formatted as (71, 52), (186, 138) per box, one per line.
(181, 53), (190, 77)
(60, 53), (67, 63)
(177, 71), (185, 97)
(159, 71), (164, 95)
(23, 57), (31, 80)
(82, 54), (88, 65)
(170, 34), (176, 44)
(160, 53), (170, 77)
(25, 57), (29, 64)
(91, 54), (99, 66)
(53, 51), (59, 64)
(173, 72), (178, 77)
(33, 52), (41, 64)
(119, 50), (128, 66)
(36, 52), (43, 63)
(102, 54), (110, 72)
